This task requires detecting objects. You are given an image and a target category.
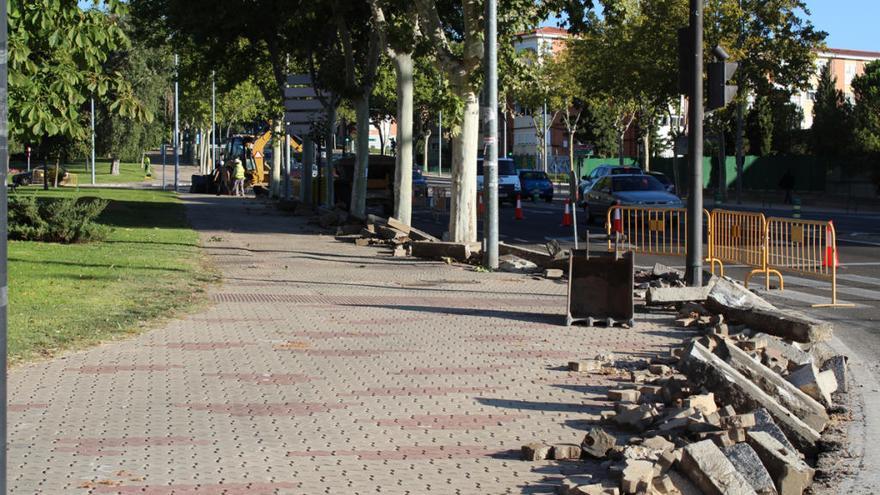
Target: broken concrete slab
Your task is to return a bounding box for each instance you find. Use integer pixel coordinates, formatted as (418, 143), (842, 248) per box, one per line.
(683, 393), (718, 415)
(552, 443), (582, 460)
(706, 304), (832, 344)
(786, 363), (837, 407)
(721, 340), (828, 432)
(751, 408), (797, 453)
(571, 484), (620, 495)
(498, 254), (540, 274)
(582, 427), (617, 459)
(609, 389), (641, 403)
(652, 263), (685, 280)
(679, 342), (821, 452)
(614, 404), (656, 431)
(820, 355), (848, 393)
(647, 278), (718, 305)
(569, 360), (603, 373)
(679, 439), (757, 495)
(753, 334), (813, 367)
(559, 475), (595, 495)
(410, 241), (477, 261)
(545, 268), (565, 279)
(499, 242), (556, 268)
(707, 277), (777, 312)
(747, 431), (815, 495)
(385, 217), (411, 235)
(722, 443), (778, 495)
(522, 443), (552, 461)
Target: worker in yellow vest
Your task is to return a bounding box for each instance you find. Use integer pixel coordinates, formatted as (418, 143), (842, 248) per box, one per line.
(233, 158), (246, 197)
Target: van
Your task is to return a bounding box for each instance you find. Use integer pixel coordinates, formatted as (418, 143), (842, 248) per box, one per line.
(477, 158), (521, 204)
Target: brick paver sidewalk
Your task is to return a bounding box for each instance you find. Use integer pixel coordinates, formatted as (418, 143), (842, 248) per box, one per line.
(8, 194), (684, 494)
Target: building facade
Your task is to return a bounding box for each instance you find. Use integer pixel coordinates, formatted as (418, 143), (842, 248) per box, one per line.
(794, 48), (880, 129)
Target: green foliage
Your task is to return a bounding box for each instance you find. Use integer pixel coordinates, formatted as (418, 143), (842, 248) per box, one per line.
(852, 60), (880, 155)
(8, 195), (110, 243)
(747, 95), (774, 156)
(8, 0), (150, 149)
(811, 62), (853, 156)
(578, 99), (620, 158)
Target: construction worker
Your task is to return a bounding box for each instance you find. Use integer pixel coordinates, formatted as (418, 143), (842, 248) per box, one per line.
(233, 158), (246, 197)
(143, 156), (152, 177)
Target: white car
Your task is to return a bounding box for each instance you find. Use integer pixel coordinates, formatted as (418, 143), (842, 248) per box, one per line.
(476, 158), (521, 204)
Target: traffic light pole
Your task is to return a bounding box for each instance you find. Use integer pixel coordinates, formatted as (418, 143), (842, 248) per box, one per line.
(483, 0), (499, 269)
(685, 0), (704, 287)
(1, 1), (9, 490)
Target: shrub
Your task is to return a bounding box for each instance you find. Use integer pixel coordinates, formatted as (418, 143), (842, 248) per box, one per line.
(8, 195), (110, 243)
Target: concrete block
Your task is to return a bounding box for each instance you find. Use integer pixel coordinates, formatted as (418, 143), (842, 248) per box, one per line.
(679, 439), (757, 495)
(582, 427), (617, 458)
(410, 241), (474, 261)
(642, 436), (675, 453)
(820, 355), (848, 393)
(751, 408), (797, 454)
(544, 268), (565, 279)
(720, 413), (757, 430)
(614, 404), (656, 431)
(679, 342), (821, 452)
(647, 281), (716, 305)
(708, 277), (777, 311)
(747, 431), (814, 495)
(609, 389), (641, 403)
(570, 360), (603, 373)
(622, 459), (655, 494)
(786, 363), (836, 407)
(722, 443), (778, 495)
(552, 443), (582, 460)
(498, 254), (540, 273)
(684, 393), (718, 415)
(522, 443), (552, 461)
(652, 475), (679, 494)
(650, 364), (672, 375)
(559, 475), (594, 495)
(722, 340), (828, 433)
(754, 334), (813, 367)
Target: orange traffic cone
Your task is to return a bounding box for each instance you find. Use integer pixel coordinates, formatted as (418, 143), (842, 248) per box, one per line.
(561, 199), (572, 226)
(823, 221), (840, 268)
(477, 191), (485, 216)
(515, 194), (524, 220)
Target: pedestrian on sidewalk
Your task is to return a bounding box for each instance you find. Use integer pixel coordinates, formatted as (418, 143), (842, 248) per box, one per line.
(233, 158), (246, 197)
(779, 169), (795, 205)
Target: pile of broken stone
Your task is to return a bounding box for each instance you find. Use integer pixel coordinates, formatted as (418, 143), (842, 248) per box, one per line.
(523, 265), (848, 495)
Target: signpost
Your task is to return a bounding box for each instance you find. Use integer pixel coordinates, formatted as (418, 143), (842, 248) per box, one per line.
(284, 74), (325, 204)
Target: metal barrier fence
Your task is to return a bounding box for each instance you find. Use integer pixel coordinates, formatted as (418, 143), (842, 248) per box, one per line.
(429, 186), (449, 220)
(605, 206), (721, 272)
(710, 209), (779, 289)
(604, 205), (849, 307)
(765, 218), (852, 307)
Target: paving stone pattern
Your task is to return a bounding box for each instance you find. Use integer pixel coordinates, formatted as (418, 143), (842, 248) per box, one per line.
(8, 195), (683, 494)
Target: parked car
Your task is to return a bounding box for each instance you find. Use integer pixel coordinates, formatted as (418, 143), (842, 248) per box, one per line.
(12, 165), (71, 187)
(647, 171), (676, 194)
(518, 170), (554, 202)
(578, 164), (643, 204)
(582, 174), (683, 223)
(477, 158), (520, 204)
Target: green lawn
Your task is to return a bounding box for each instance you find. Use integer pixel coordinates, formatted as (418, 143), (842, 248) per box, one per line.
(7, 187), (214, 363)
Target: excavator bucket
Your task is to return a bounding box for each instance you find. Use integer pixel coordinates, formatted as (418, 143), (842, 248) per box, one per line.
(565, 249), (634, 327)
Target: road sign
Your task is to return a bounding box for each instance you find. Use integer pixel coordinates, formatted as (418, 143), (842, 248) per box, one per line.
(253, 151), (263, 159)
(284, 86), (322, 99)
(284, 99), (323, 112)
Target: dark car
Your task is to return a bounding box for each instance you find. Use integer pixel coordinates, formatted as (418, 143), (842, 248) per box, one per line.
(333, 155), (396, 215)
(518, 170), (554, 203)
(647, 171), (676, 194)
(578, 165), (643, 204)
(582, 174), (683, 223)
(12, 165), (71, 187)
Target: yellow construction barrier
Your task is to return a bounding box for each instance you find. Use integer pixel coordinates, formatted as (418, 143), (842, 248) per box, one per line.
(765, 218), (853, 307)
(710, 209), (780, 289)
(605, 206), (720, 271)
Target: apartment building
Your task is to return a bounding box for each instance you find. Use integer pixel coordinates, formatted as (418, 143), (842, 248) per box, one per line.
(795, 48), (880, 129)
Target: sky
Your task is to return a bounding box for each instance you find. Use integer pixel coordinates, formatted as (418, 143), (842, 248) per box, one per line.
(544, 0), (879, 53)
(805, 0), (879, 51)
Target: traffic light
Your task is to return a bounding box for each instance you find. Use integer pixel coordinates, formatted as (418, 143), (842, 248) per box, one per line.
(708, 61), (738, 111)
(677, 27), (692, 95)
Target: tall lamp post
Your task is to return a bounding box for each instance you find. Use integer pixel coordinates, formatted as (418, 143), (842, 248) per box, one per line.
(211, 70), (216, 171)
(1, 0), (10, 491)
(173, 54), (180, 191)
(482, 0), (499, 268)
(91, 97), (96, 185)
(685, 0), (705, 286)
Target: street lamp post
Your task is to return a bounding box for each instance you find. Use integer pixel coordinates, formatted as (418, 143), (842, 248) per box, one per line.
(483, 0), (499, 268)
(173, 54), (180, 191)
(91, 97), (96, 185)
(211, 71), (216, 172)
(1, 1), (10, 491)
(685, 0), (705, 287)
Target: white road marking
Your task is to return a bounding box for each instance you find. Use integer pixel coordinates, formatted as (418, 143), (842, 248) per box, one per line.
(839, 239), (880, 247)
(837, 274), (880, 288)
(757, 287), (861, 307)
(780, 274), (880, 301)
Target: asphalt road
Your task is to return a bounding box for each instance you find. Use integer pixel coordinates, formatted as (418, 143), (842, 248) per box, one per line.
(414, 176), (880, 382)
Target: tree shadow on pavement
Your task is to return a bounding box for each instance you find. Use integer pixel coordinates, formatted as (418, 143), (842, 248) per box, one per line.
(222, 276), (558, 297)
(475, 397), (605, 415)
(340, 304), (562, 325)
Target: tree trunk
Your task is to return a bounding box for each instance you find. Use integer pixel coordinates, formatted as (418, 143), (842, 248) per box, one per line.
(110, 157), (120, 175)
(393, 51), (414, 225)
(618, 133), (625, 166)
(449, 89), (479, 243)
(271, 118), (283, 198)
(422, 128), (431, 171)
(53, 156), (60, 187)
(642, 132), (651, 172)
(351, 94), (371, 219)
(374, 122), (385, 156)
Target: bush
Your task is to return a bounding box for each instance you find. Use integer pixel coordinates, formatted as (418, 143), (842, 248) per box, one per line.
(8, 195), (110, 243)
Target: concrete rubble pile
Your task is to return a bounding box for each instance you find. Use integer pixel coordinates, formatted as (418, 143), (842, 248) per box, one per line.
(523, 269), (848, 495)
(331, 214), (568, 275)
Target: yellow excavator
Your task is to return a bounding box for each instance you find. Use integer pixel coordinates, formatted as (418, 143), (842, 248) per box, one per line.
(224, 129), (302, 192)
